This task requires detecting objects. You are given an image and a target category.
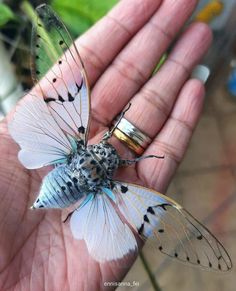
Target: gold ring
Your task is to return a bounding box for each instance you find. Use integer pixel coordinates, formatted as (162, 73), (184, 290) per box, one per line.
(113, 118), (152, 155)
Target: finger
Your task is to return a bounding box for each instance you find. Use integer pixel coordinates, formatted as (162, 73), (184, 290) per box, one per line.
(91, 0), (198, 124)
(124, 22), (212, 138)
(76, 0), (162, 85)
(139, 79), (205, 192)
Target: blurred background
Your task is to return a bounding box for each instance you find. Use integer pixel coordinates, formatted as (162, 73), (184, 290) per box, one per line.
(0, 0), (236, 290)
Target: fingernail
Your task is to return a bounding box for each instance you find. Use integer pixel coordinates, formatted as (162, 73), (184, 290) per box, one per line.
(191, 65), (210, 84)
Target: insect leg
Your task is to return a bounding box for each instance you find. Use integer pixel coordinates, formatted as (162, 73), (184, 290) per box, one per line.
(120, 154), (164, 166)
(63, 211), (74, 223)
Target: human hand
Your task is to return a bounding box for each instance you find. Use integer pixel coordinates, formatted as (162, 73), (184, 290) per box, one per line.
(0, 0), (212, 290)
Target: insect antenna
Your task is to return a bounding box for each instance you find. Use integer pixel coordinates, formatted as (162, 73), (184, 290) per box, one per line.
(102, 103), (132, 141)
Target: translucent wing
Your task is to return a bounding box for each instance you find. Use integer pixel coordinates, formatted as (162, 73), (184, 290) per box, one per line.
(113, 182), (232, 272)
(9, 4), (91, 169)
(31, 4), (90, 143)
(70, 193), (137, 262)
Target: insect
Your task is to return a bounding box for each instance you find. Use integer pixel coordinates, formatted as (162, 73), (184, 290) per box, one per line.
(9, 4), (232, 270)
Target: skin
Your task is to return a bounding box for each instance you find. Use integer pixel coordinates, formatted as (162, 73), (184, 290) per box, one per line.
(0, 0), (212, 290)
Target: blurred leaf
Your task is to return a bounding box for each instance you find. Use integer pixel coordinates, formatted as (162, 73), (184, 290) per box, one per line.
(51, 0), (117, 37)
(0, 3), (15, 27)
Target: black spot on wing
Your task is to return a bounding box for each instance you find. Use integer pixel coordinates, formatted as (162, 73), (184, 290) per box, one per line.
(45, 97), (56, 103)
(76, 80), (83, 92)
(138, 223), (144, 235)
(58, 95), (65, 102)
(160, 204), (168, 211)
(152, 203), (172, 212)
(144, 215), (149, 223)
(121, 185), (128, 193)
(68, 92), (74, 102)
(147, 206), (155, 215)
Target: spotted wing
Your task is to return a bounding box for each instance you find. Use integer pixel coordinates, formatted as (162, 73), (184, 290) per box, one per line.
(9, 4), (90, 169)
(31, 4), (90, 143)
(113, 182), (232, 272)
(70, 193), (137, 262)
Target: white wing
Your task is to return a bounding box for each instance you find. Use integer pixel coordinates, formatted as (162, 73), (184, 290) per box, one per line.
(9, 4), (91, 169)
(70, 193), (137, 263)
(113, 182), (232, 272)
(9, 94), (74, 168)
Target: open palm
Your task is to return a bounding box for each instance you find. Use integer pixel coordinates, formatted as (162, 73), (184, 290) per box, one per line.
(0, 0), (212, 290)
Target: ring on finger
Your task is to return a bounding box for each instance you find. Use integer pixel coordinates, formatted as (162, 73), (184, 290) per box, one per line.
(113, 118), (152, 155)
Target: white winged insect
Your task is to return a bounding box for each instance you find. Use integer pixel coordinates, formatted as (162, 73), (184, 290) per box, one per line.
(9, 4), (232, 270)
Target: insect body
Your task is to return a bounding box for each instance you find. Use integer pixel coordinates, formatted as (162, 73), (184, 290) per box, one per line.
(9, 4), (232, 270)
(32, 142), (120, 209)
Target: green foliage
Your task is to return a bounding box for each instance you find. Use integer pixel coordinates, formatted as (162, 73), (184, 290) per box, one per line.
(51, 0), (117, 37)
(0, 3), (15, 27)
